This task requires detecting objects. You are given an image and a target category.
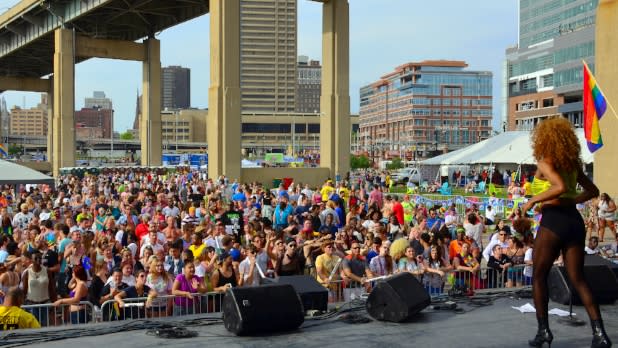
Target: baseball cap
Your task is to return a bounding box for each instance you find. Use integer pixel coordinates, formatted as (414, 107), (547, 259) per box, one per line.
(39, 212), (51, 221)
(229, 248), (241, 262)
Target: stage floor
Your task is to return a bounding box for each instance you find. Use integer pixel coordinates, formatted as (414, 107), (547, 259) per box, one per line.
(12, 295), (618, 348)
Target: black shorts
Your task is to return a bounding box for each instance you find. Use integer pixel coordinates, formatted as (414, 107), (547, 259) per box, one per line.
(540, 205), (585, 246)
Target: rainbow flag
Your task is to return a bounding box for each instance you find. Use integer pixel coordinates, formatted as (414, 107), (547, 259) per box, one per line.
(0, 144), (7, 158)
(583, 62), (607, 153)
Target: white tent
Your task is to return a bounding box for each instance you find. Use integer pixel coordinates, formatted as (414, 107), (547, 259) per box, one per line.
(421, 129), (593, 165)
(0, 160), (55, 185)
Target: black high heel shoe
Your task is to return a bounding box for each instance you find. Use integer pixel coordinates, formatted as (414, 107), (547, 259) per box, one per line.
(591, 319), (612, 348)
(529, 317), (553, 347)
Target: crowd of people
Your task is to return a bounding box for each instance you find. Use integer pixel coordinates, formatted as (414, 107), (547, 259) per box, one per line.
(0, 164), (612, 329)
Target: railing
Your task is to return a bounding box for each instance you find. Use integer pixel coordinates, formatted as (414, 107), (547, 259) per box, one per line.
(99, 293), (224, 322)
(22, 301), (94, 327)
(20, 265), (529, 329)
(323, 264), (530, 303)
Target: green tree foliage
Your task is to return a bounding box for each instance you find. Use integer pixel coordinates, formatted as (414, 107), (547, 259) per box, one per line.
(119, 131), (134, 140)
(386, 157), (404, 170)
(350, 154), (371, 169)
(8, 144), (23, 156)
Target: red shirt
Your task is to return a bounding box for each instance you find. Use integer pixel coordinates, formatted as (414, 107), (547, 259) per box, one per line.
(135, 222), (149, 241)
(391, 201), (404, 225)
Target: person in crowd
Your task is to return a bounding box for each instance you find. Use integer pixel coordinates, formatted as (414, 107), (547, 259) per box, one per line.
(597, 193), (616, 242)
(398, 246), (425, 282)
(0, 287), (40, 330)
(114, 269), (155, 319)
(585, 236), (601, 255)
(463, 213), (484, 250)
(53, 264), (89, 324)
(483, 225), (511, 262)
(341, 241), (371, 301)
(369, 243), (395, 277)
(239, 245), (260, 287)
(275, 237), (304, 277)
(452, 242), (481, 290)
(487, 244), (512, 288)
(211, 251), (239, 293)
(423, 245), (448, 296)
(520, 117), (610, 347)
(505, 232), (526, 288)
(146, 258), (173, 317)
(22, 251), (55, 326)
(171, 261), (208, 316)
(315, 241), (341, 286)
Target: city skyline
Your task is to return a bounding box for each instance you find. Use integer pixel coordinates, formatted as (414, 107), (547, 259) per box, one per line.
(0, 0), (517, 132)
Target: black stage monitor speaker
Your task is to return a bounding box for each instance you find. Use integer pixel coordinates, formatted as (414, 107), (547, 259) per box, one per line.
(222, 283), (305, 336)
(584, 254), (618, 279)
(548, 263), (618, 305)
(277, 275), (328, 311)
(366, 272), (430, 322)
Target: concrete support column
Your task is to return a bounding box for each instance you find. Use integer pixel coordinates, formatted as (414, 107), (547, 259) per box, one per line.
(595, 0), (618, 196)
(53, 28), (75, 176)
(141, 38), (162, 166)
(321, 0), (351, 179)
(208, 0), (241, 180)
(46, 80), (53, 164)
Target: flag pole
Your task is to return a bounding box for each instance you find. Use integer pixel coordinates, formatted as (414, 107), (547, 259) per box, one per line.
(582, 60), (618, 120)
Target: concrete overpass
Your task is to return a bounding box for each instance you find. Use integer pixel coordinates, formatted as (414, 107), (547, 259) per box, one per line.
(0, 0), (351, 181)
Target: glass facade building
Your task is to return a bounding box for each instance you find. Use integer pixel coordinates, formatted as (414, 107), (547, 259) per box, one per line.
(505, 0), (597, 131)
(359, 60), (492, 158)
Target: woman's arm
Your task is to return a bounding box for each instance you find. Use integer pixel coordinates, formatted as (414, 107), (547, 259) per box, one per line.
(523, 160), (566, 209)
(574, 167), (600, 205)
(113, 290), (127, 307)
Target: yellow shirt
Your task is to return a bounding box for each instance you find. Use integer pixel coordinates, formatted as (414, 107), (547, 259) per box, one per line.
(315, 253), (341, 284)
(320, 185), (335, 202)
(189, 243), (207, 259)
(0, 306), (41, 330)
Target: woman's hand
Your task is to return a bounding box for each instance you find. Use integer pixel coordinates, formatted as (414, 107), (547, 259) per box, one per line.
(52, 299), (63, 307)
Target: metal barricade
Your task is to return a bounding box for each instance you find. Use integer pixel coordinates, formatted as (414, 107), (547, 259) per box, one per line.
(22, 301), (94, 327)
(448, 264), (529, 293)
(99, 292), (224, 322)
(321, 264), (531, 304)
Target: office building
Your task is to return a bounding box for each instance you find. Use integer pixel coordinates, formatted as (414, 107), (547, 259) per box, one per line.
(0, 97), (8, 139)
(505, 0), (596, 131)
(75, 108), (113, 139)
(85, 91), (113, 110)
(359, 60), (493, 157)
(10, 95), (48, 136)
(295, 55), (321, 113)
(162, 66), (191, 109)
(240, 0), (297, 113)
(161, 109), (208, 145)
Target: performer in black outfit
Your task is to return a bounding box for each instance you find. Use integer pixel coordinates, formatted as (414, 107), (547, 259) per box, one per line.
(521, 118), (611, 348)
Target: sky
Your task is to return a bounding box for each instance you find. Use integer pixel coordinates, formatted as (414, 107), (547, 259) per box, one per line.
(0, 0), (518, 132)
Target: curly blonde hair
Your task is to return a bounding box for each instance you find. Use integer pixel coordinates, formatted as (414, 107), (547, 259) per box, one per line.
(531, 117), (582, 172)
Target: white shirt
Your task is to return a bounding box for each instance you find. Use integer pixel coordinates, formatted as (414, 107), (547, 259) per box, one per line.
(483, 239), (509, 261)
(485, 209), (496, 222)
(585, 246), (600, 255)
(523, 248), (533, 277)
(239, 258), (260, 286)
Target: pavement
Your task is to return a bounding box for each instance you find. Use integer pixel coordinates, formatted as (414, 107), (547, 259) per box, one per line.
(8, 294), (618, 348)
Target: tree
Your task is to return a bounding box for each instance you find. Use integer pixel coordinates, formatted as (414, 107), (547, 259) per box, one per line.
(386, 157), (404, 170)
(8, 144), (23, 156)
(119, 131), (134, 140)
(350, 154), (371, 169)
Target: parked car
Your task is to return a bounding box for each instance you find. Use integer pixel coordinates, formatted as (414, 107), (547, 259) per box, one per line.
(391, 167), (421, 184)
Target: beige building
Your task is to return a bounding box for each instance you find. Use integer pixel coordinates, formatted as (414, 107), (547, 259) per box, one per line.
(10, 102), (48, 136)
(240, 0), (297, 113)
(161, 109), (208, 145)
